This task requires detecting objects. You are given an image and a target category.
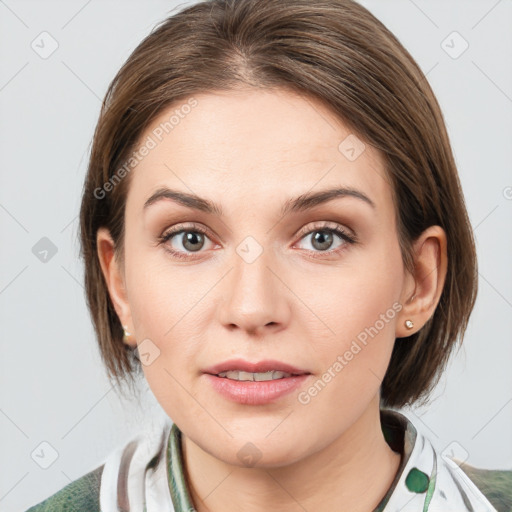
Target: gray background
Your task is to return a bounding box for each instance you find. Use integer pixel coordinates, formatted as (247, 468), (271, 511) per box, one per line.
(1, 1), (511, 510)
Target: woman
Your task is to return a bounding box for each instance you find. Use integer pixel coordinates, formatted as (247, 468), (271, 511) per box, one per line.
(25, 0), (510, 510)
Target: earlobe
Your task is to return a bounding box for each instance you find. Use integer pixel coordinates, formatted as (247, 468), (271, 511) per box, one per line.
(396, 226), (448, 338)
(96, 227), (135, 346)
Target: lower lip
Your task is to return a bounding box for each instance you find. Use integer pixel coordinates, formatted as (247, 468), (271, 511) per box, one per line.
(204, 374), (310, 405)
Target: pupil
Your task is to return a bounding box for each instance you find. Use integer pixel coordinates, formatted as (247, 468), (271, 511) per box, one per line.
(183, 232), (204, 251)
(312, 230), (333, 251)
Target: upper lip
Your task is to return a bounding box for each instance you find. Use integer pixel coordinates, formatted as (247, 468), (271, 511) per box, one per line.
(203, 359), (310, 376)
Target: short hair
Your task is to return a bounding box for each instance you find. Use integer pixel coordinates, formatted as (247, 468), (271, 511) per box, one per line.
(79, 0), (478, 408)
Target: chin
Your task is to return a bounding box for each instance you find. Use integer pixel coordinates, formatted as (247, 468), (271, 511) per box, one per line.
(208, 435), (308, 469)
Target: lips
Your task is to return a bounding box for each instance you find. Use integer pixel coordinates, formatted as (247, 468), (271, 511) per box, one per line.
(203, 358), (310, 376)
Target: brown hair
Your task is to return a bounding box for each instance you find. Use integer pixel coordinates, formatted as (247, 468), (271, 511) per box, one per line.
(79, 0), (477, 408)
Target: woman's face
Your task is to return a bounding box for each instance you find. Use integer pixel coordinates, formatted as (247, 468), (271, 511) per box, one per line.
(114, 87), (411, 466)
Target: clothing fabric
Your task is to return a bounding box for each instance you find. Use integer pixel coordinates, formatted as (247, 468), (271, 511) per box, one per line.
(26, 409), (507, 512)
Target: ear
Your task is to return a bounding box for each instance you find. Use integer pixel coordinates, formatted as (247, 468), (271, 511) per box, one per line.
(396, 225), (448, 338)
(96, 227), (136, 348)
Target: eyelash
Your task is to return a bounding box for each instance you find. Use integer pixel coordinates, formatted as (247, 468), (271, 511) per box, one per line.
(157, 221), (357, 260)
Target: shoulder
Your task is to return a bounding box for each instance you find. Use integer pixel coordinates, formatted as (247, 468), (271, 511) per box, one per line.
(380, 409), (510, 511)
(458, 462), (512, 512)
(24, 464), (103, 512)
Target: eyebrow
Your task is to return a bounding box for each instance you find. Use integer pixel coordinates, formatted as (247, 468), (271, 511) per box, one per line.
(143, 186), (376, 216)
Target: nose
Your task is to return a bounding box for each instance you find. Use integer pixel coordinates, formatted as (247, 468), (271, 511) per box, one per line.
(217, 246), (290, 335)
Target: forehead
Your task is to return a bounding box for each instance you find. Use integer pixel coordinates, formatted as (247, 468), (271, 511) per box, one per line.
(126, 88), (392, 214)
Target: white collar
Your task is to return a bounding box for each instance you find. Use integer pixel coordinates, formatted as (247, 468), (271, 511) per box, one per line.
(98, 409), (497, 511)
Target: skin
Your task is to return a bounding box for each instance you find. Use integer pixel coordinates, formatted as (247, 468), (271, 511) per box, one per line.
(97, 87), (447, 512)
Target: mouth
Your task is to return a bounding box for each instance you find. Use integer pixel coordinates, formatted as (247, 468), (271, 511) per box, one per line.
(216, 370), (301, 381)
(203, 358), (311, 380)
(202, 359), (311, 405)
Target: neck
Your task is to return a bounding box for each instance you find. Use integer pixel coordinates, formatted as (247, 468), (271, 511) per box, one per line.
(181, 395), (402, 512)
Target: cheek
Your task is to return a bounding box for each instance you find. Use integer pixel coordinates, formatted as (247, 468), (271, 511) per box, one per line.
(124, 250), (205, 386)
(298, 240), (403, 341)
(299, 243), (403, 389)
(296, 283), (401, 428)
(126, 242), (205, 337)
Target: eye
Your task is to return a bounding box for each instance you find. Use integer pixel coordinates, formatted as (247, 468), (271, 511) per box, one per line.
(158, 223), (216, 260)
(295, 222), (357, 258)
(158, 221), (357, 261)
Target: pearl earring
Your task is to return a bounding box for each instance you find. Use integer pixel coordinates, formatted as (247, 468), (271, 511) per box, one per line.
(123, 325), (133, 343)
